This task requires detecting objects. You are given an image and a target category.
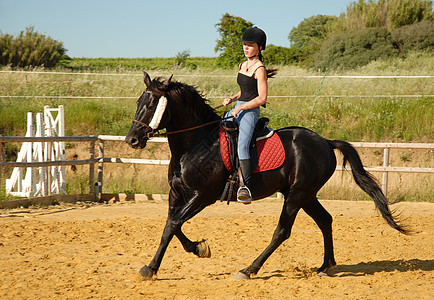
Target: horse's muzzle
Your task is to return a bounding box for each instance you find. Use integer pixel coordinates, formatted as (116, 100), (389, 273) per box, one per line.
(125, 135), (148, 149)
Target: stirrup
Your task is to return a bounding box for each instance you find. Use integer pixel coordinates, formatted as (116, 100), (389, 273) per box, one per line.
(237, 186), (252, 204)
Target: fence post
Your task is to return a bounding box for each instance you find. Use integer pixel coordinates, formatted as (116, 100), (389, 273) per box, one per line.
(36, 113), (47, 196)
(44, 105), (51, 195)
(46, 138), (52, 196)
(97, 139), (105, 199)
(0, 138), (3, 198)
(27, 112), (36, 196)
(89, 140), (96, 196)
(59, 105), (66, 193)
(382, 148), (390, 196)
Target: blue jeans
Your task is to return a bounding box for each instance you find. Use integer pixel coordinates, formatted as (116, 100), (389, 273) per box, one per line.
(225, 101), (260, 160)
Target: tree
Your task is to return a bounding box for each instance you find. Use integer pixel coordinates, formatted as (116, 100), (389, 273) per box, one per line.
(386, 0), (434, 29)
(288, 15), (337, 49)
(0, 26), (67, 68)
(330, 0), (434, 33)
(287, 15), (337, 65)
(215, 13), (253, 67)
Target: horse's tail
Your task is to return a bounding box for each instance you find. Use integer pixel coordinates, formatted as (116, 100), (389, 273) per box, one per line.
(328, 140), (410, 235)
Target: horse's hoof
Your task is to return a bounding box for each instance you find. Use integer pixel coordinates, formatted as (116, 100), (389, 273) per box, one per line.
(316, 260), (336, 277)
(317, 263), (336, 277)
(233, 271), (250, 279)
(139, 265), (154, 280)
(196, 239), (211, 258)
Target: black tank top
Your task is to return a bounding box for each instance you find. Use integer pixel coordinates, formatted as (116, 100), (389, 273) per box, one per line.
(237, 65), (266, 106)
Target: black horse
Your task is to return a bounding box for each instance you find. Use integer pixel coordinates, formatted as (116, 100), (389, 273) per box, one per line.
(126, 72), (408, 280)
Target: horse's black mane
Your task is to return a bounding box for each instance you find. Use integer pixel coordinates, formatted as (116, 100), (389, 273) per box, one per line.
(152, 77), (219, 121)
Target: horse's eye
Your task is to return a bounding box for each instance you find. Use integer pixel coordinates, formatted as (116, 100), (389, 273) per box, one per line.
(137, 91), (150, 105)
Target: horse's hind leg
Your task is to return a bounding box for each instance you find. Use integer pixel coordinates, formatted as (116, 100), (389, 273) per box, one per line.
(302, 197), (336, 275)
(234, 200), (301, 279)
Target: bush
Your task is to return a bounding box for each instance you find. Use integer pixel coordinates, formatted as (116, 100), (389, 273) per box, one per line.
(391, 20), (434, 54)
(314, 27), (399, 70)
(175, 49), (191, 67)
(263, 44), (299, 65)
(0, 26), (67, 68)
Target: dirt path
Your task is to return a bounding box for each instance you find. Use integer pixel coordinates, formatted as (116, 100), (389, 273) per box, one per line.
(0, 199), (433, 299)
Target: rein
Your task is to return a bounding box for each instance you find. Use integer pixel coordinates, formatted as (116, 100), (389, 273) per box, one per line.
(133, 104), (231, 138)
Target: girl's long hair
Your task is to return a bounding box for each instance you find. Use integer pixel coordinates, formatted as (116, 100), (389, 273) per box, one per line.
(258, 50), (278, 78)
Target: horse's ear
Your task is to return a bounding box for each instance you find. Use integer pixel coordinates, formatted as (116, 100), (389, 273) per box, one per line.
(163, 74), (173, 89)
(143, 72), (151, 88)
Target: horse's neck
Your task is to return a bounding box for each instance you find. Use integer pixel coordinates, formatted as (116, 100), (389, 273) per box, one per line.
(167, 122), (220, 162)
(168, 124), (219, 154)
(166, 97), (220, 159)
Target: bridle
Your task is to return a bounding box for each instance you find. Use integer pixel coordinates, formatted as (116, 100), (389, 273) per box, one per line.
(132, 103), (231, 138)
(132, 119), (157, 138)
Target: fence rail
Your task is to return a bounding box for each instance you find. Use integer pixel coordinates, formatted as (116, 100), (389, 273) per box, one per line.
(0, 159), (98, 168)
(96, 136), (434, 196)
(0, 136), (98, 143)
(0, 136), (97, 199)
(1, 135), (433, 204)
(1, 94), (433, 100)
(2, 70), (432, 101)
(2, 70), (434, 78)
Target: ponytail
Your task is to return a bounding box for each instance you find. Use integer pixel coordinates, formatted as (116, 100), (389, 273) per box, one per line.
(258, 49), (278, 78)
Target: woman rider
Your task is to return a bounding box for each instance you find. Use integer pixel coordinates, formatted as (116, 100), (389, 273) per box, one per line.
(222, 26), (276, 203)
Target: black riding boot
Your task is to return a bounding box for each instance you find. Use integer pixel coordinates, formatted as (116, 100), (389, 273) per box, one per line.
(237, 159), (253, 204)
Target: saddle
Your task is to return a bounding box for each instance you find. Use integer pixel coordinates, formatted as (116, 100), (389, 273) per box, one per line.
(219, 118), (285, 203)
(220, 117), (285, 173)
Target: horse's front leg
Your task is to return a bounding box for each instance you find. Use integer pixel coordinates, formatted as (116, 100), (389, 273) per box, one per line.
(140, 191), (212, 280)
(140, 218), (177, 279)
(175, 230), (211, 258)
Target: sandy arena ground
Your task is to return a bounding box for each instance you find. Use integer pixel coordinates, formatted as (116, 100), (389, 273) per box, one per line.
(0, 199), (433, 299)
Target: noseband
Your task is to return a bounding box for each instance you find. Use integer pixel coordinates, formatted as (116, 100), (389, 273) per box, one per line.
(132, 119), (156, 138)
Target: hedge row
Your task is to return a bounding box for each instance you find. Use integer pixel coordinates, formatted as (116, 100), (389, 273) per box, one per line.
(314, 20), (434, 70)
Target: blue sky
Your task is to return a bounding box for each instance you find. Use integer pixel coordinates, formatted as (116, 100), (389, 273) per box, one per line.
(0, 0), (353, 58)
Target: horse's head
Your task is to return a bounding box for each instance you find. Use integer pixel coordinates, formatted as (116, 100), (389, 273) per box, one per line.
(126, 72), (172, 149)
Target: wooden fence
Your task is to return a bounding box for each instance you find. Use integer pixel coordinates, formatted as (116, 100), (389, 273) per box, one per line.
(1, 135), (433, 208)
(0, 136), (98, 208)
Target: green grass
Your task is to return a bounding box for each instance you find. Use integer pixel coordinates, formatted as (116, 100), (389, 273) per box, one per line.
(62, 57), (218, 71)
(1, 54), (433, 140)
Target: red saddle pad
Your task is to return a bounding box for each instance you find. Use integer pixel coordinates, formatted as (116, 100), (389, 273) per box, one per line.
(219, 128), (285, 173)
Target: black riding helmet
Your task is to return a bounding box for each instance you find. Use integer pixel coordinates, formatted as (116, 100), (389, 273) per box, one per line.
(241, 26), (267, 50)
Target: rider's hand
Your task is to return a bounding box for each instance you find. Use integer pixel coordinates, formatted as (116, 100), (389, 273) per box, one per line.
(223, 97), (232, 106)
(231, 106), (241, 118)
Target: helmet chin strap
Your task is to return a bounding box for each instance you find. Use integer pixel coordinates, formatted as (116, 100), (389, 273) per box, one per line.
(247, 46), (261, 59)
